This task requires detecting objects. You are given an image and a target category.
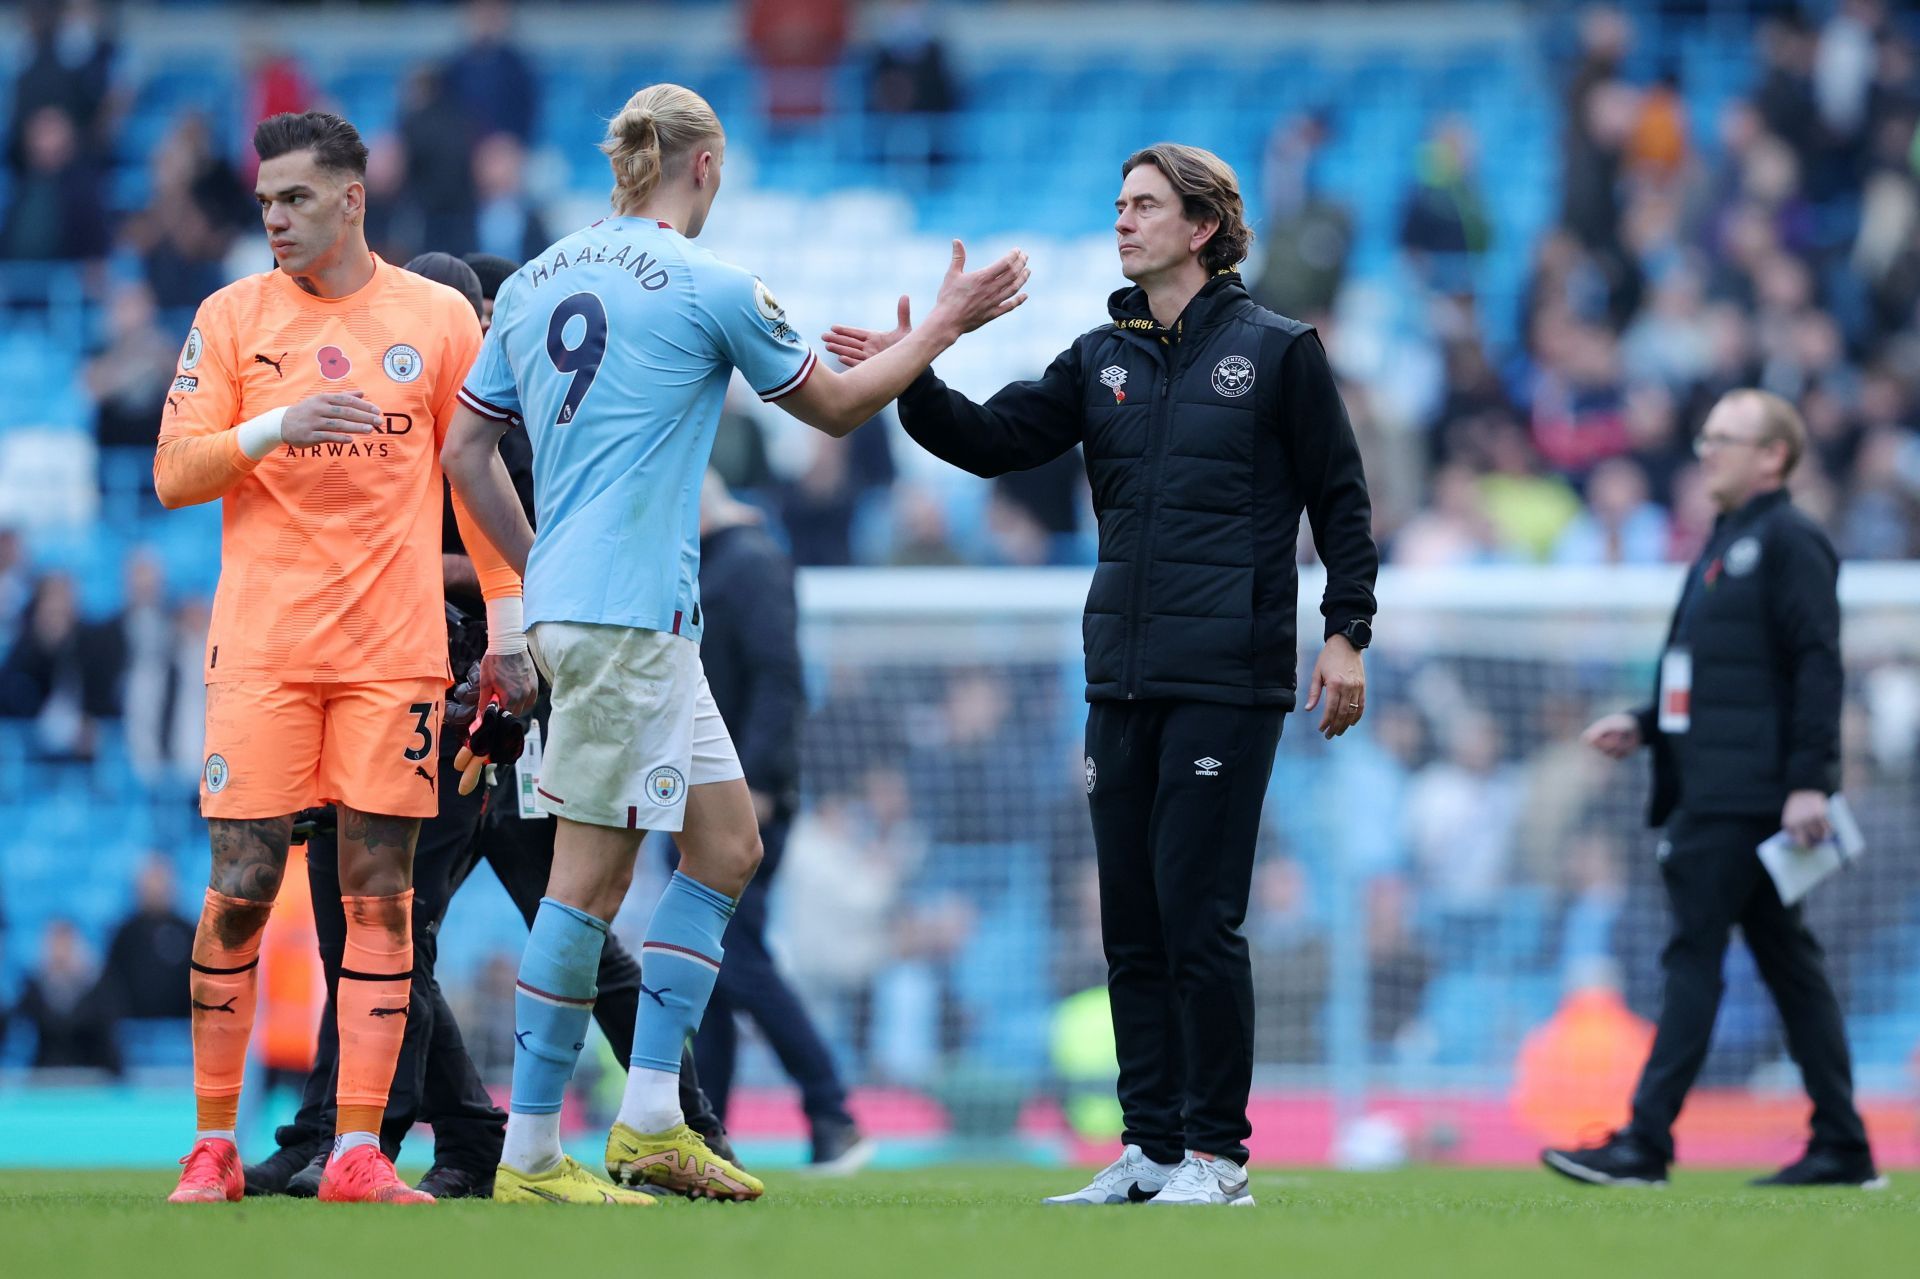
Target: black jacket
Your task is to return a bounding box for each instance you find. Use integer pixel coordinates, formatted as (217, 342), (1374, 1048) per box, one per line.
(698, 520), (805, 814)
(899, 273), (1377, 706)
(1634, 489), (1842, 826)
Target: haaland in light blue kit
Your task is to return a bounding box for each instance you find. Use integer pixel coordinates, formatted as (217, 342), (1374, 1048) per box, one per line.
(441, 82), (1029, 1204)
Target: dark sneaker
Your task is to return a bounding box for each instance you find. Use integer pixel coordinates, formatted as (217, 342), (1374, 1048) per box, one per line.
(284, 1147), (328, 1198)
(244, 1138), (326, 1197)
(417, 1164), (494, 1200)
(1751, 1148), (1887, 1189)
(1542, 1132), (1669, 1187)
(809, 1119), (876, 1175)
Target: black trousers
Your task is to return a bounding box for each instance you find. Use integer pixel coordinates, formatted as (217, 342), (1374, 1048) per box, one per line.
(1084, 698), (1283, 1167)
(1626, 809), (1871, 1162)
(689, 815), (854, 1131)
(277, 754), (721, 1168)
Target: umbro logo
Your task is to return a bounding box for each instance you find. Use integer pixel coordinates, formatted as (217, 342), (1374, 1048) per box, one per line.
(1194, 757), (1222, 776)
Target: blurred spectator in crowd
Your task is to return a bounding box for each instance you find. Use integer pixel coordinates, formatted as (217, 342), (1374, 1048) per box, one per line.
(85, 282), (175, 450)
(1250, 855), (1330, 1065)
(747, 0), (851, 125)
(1466, 415), (1583, 561)
(0, 105), (110, 263)
(984, 488), (1054, 567)
(1364, 874), (1432, 1056)
(886, 484), (967, 567)
(1391, 462), (1511, 565)
(238, 41), (315, 184)
(993, 448), (1083, 549)
(1254, 112), (1352, 324)
(866, 1), (959, 172)
(6, 0), (116, 172)
(782, 766), (934, 1074)
(471, 133), (549, 266)
(907, 666), (1054, 845)
(124, 113), (252, 308)
(86, 549), (164, 717)
(15, 918), (122, 1075)
(1756, 15), (1821, 180)
(709, 386), (776, 492)
(1561, 7), (1634, 257)
(1400, 117), (1491, 266)
(0, 529), (32, 646)
(124, 596), (209, 790)
(868, 2), (958, 118)
(1528, 312), (1631, 481)
(1551, 456), (1669, 564)
(780, 435), (860, 567)
(445, 0), (538, 145)
(398, 67), (478, 258)
(1404, 710), (1520, 911)
(458, 951), (521, 1084)
(1626, 72), (1689, 187)
(0, 572), (119, 760)
(1839, 425), (1920, 559)
(1514, 693), (1617, 885)
(102, 854), (193, 1021)
(1553, 830), (1626, 982)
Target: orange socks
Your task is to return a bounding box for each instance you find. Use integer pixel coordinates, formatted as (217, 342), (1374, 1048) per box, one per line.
(190, 890), (273, 1133)
(334, 891), (414, 1138)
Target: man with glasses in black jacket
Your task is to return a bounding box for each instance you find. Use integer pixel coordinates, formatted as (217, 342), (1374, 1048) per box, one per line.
(1544, 389), (1882, 1191)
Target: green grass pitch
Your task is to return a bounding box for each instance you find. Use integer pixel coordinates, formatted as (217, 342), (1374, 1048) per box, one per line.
(4, 1167), (1914, 1278)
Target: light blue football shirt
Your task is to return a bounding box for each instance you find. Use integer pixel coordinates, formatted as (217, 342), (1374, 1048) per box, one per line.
(459, 216), (816, 641)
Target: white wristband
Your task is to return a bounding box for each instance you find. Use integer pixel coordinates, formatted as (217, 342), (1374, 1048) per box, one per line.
(485, 595), (528, 655)
(235, 407), (289, 461)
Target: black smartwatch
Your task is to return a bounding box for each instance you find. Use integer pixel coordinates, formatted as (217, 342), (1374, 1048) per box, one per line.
(1338, 618), (1373, 651)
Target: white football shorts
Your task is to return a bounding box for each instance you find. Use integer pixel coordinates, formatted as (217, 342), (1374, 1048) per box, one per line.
(527, 620), (744, 832)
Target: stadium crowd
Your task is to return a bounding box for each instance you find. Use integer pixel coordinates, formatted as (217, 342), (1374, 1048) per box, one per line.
(3, 0), (1920, 1107)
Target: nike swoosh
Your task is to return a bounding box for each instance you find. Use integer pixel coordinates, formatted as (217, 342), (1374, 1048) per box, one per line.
(1126, 1181), (1158, 1202)
(521, 1183), (569, 1203)
(1222, 1178), (1250, 1198)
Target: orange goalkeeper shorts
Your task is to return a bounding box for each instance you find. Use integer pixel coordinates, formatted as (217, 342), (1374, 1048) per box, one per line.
(200, 678), (447, 820)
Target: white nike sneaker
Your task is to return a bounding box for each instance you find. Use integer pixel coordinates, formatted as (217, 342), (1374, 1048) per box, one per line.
(1148, 1153), (1255, 1206)
(1041, 1144), (1181, 1205)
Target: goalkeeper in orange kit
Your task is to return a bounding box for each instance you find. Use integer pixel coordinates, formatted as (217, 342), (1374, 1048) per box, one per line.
(155, 110), (535, 1206)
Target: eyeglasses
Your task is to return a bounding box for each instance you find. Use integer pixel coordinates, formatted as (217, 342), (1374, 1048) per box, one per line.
(1693, 432), (1765, 458)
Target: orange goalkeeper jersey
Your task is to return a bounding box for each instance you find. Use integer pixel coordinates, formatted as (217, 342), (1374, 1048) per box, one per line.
(157, 256), (482, 684)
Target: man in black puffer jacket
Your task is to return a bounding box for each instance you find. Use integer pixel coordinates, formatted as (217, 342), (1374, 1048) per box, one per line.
(826, 143), (1379, 1206)
(1545, 390), (1880, 1192)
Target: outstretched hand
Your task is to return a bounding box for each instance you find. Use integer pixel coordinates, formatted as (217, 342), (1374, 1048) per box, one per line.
(820, 240), (1030, 366)
(823, 295), (911, 369)
(929, 238), (1030, 336)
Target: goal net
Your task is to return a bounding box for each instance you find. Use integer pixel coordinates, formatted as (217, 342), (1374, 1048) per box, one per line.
(738, 563), (1920, 1166)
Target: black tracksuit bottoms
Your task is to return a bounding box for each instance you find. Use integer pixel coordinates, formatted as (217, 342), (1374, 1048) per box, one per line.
(1626, 809), (1869, 1161)
(1084, 698), (1284, 1168)
(278, 753), (720, 1170)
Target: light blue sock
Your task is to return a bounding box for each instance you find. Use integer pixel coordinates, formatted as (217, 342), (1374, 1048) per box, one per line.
(509, 898), (607, 1116)
(631, 871), (735, 1072)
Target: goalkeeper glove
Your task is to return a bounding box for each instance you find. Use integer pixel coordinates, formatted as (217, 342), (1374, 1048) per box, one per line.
(453, 699), (527, 796)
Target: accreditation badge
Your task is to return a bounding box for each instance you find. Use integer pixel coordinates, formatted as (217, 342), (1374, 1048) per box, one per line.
(1658, 648), (1693, 735)
(516, 719), (550, 820)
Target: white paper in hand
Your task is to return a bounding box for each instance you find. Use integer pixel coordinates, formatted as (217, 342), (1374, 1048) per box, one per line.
(1756, 795), (1865, 906)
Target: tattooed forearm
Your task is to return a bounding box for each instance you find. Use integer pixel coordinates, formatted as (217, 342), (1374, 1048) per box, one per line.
(337, 806), (420, 897)
(207, 816), (294, 905)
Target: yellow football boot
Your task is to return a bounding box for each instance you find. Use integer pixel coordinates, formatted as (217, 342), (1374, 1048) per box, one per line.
(493, 1155), (658, 1205)
(605, 1122), (764, 1201)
